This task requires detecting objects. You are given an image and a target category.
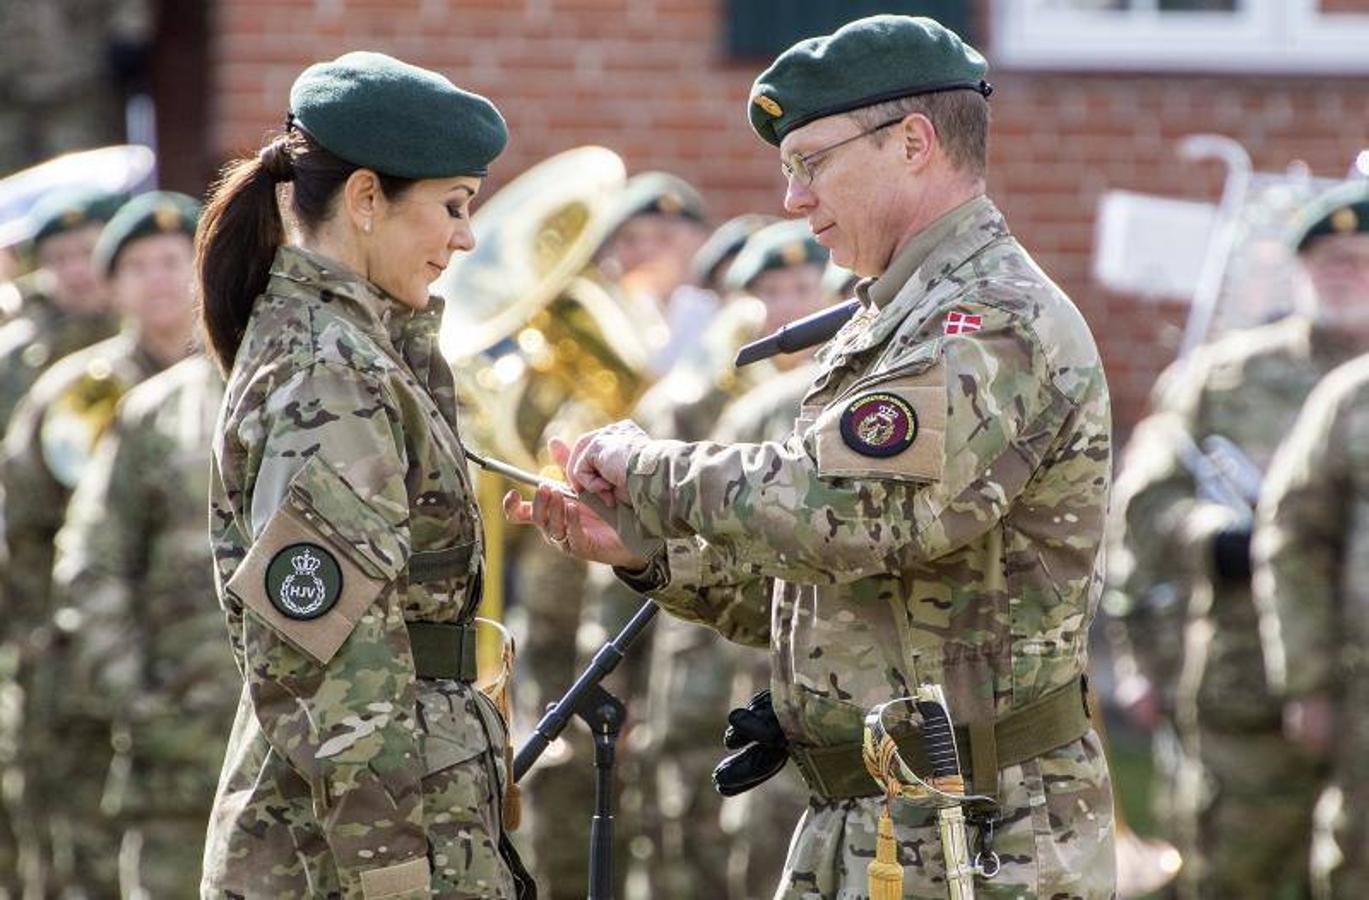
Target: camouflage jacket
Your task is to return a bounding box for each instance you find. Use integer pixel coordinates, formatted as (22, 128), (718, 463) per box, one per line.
(1109, 317), (1358, 729)
(1255, 353), (1369, 711)
(627, 194), (1112, 752)
(52, 354), (235, 817)
(1, 330), (163, 651)
(207, 246), (510, 897)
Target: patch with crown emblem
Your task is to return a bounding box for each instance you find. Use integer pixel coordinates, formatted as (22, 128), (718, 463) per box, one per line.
(840, 391), (918, 458)
(266, 543), (343, 620)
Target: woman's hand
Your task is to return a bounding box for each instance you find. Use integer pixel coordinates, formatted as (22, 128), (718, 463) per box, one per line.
(501, 438), (648, 569)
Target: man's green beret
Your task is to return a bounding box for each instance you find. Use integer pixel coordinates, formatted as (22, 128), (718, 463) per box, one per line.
(596, 172), (707, 248)
(1294, 180), (1369, 252)
(724, 219), (828, 292)
(28, 187), (127, 247)
(690, 213), (777, 288)
(94, 191), (200, 275)
(289, 50), (507, 179)
(748, 15), (991, 147)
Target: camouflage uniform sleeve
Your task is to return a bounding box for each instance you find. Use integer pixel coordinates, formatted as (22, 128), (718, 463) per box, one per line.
(625, 306), (1074, 588)
(1252, 379), (1349, 699)
(234, 360), (429, 889)
(636, 537), (771, 648)
(1, 392), (68, 652)
(50, 418), (151, 706)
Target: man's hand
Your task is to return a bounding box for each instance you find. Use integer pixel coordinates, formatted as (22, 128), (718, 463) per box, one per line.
(501, 437), (648, 570)
(565, 420), (651, 508)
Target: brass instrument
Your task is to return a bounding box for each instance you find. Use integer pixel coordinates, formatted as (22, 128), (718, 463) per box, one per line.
(434, 145), (658, 473)
(41, 356), (132, 489)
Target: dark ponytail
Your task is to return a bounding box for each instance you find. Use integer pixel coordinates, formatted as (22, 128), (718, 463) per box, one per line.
(195, 136), (291, 374)
(196, 129), (415, 374)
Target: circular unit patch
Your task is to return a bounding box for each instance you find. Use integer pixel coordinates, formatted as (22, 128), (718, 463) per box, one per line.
(840, 391), (918, 458)
(265, 543), (343, 620)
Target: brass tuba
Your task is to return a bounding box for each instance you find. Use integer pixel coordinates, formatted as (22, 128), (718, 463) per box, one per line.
(435, 146), (660, 472)
(40, 356), (131, 489)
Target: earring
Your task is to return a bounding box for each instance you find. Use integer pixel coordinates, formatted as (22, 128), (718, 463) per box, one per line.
(363, 220), (373, 234)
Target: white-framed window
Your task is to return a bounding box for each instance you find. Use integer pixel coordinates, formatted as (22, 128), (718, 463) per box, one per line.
(993, 0), (1369, 74)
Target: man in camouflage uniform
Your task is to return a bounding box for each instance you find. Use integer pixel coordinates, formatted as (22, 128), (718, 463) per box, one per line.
(511, 15), (1115, 899)
(1109, 180), (1369, 899)
(49, 353), (233, 897)
(1253, 184), (1369, 900)
(628, 217), (828, 900)
(1, 191), (197, 897)
(0, 187), (125, 431)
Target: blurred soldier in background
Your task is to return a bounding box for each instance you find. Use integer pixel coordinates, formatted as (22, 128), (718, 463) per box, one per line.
(592, 172), (710, 375)
(0, 188), (125, 430)
(1, 191), (197, 897)
(50, 352), (231, 898)
(1108, 179), (1369, 899)
(1254, 183), (1369, 900)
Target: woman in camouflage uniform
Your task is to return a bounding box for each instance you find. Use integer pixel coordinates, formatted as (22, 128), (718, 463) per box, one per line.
(195, 52), (531, 899)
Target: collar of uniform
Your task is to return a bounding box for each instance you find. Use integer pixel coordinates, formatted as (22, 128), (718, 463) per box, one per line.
(846, 195), (1006, 356)
(268, 245), (408, 343)
(864, 194), (992, 310)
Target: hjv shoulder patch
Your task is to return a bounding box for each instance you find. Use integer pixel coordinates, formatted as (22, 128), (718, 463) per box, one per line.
(839, 392), (918, 458)
(266, 543), (343, 620)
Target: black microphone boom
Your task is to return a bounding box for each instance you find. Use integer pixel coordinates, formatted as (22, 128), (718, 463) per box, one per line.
(734, 299), (861, 367)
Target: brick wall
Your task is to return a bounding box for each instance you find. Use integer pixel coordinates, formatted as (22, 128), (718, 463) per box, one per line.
(210, 0), (1369, 433)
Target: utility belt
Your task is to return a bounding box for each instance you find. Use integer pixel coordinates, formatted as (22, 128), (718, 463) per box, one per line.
(790, 675), (1092, 801)
(404, 542), (482, 682)
(406, 621), (479, 682)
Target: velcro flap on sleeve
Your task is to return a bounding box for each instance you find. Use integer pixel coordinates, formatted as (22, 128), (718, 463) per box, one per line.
(814, 360), (947, 484)
(359, 856), (430, 898)
(227, 457), (405, 666)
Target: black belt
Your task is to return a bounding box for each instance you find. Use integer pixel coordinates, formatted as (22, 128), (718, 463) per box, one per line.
(407, 621), (478, 682)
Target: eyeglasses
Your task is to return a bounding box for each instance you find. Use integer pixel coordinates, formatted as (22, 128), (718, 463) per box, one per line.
(780, 117), (907, 186)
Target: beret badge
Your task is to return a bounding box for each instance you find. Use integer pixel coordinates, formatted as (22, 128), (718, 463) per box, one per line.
(753, 94), (783, 117)
(1332, 206), (1359, 235)
(154, 204), (182, 232)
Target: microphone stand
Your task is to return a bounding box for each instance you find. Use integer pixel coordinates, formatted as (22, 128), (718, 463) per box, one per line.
(513, 599), (659, 900)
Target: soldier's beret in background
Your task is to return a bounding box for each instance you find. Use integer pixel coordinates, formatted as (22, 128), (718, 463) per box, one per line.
(724, 218), (829, 292)
(28, 187), (128, 247)
(289, 50), (508, 179)
(595, 171), (707, 248)
(1294, 180), (1369, 252)
(690, 213), (778, 289)
(748, 15), (991, 147)
(95, 191), (201, 275)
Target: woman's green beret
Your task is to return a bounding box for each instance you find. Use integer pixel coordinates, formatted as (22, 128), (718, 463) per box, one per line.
(748, 15), (990, 147)
(94, 191), (200, 275)
(289, 51), (508, 179)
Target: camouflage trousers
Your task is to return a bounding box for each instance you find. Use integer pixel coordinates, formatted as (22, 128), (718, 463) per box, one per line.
(1173, 727), (1321, 900)
(776, 732), (1115, 899)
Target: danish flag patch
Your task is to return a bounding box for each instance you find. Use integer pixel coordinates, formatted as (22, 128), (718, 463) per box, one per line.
(943, 311), (983, 335)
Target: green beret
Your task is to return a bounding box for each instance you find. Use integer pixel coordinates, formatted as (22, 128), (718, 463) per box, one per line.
(748, 15), (990, 147)
(94, 191), (200, 275)
(690, 213), (777, 288)
(1294, 180), (1369, 252)
(28, 187), (126, 247)
(289, 50), (508, 179)
(724, 219), (828, 292)
(599, 172), (707, 244)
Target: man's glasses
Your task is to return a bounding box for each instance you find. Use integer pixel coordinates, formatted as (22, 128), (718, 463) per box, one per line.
(780, 116), (906, 186)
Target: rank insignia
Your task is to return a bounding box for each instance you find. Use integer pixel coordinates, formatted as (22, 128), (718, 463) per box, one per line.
(943, 311), (983, 335)
(840, 391), (918, 458)
(266, 543), (343, 620)
(753, 94), (783, 117)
